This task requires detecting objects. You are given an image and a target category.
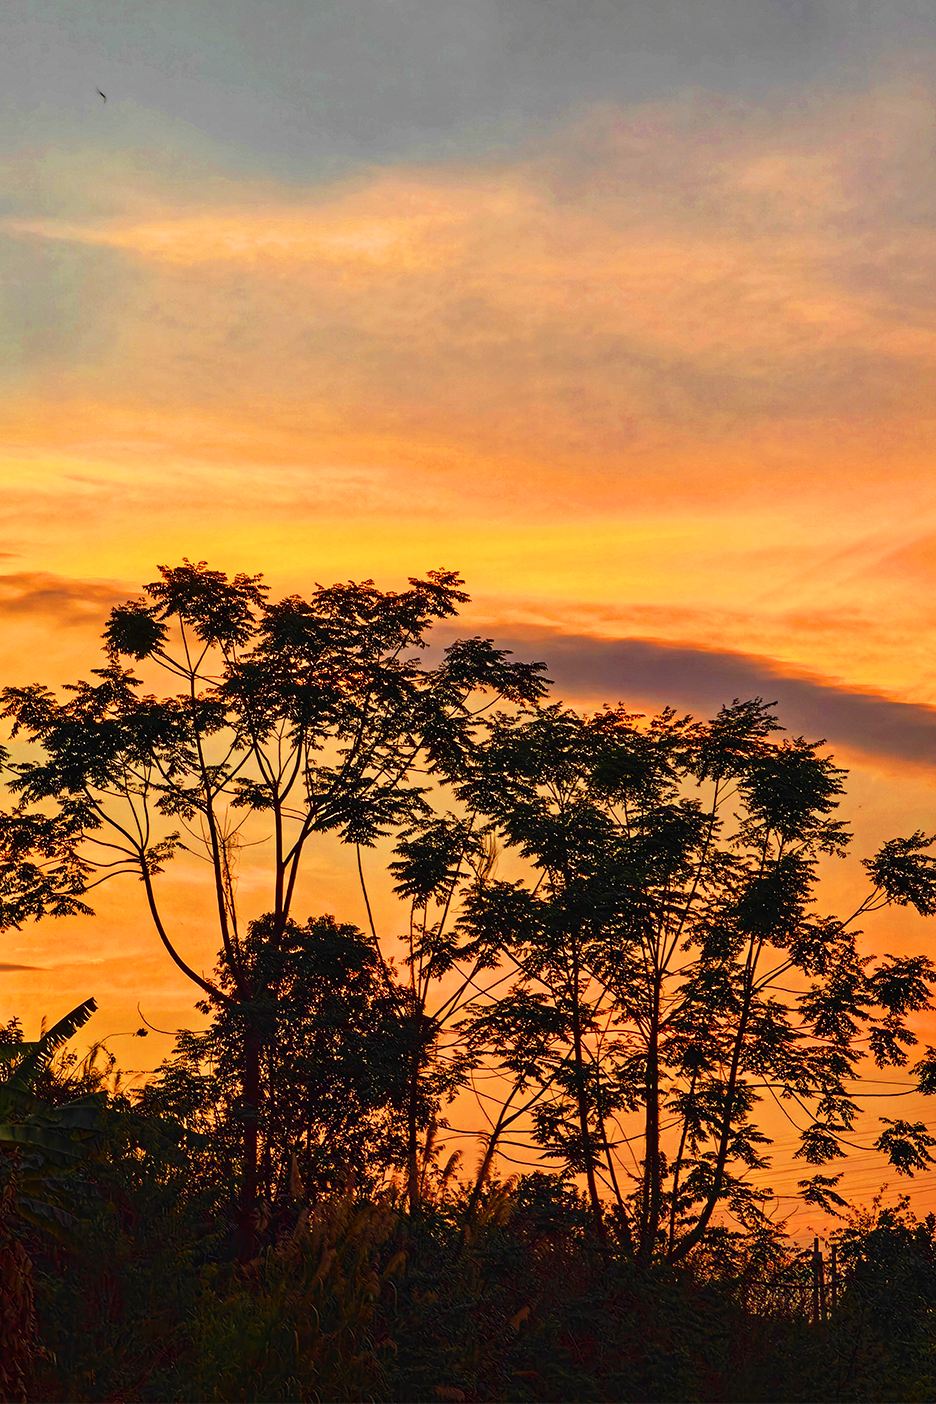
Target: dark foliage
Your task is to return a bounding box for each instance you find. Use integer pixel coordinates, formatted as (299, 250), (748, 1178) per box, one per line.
(0, 1016), (934, 1401)
(140, 913), (419, 1207)
(3, 566), (936, 1398)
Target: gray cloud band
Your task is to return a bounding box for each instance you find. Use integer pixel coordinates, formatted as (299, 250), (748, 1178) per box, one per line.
(0, 573), (128, 625)
(479, 633), (936, 772)
(4, 0), (930, 178)
(3, 584), (933, 773)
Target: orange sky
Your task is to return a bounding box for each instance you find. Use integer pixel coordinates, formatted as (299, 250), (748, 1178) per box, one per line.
(5, 1), (936, 1238)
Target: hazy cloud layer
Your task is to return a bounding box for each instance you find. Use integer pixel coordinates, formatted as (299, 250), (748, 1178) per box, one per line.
(6, 72), (936, 521)
(482, 630), (936, 772)
(4, 0), (935, 179)
(0, 573), (128, 624)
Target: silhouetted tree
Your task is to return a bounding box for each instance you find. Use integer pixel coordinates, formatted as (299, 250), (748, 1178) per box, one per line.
(827, 1195), (936, 1398)
(0, 561), (547, 1252)
(452, 698), (936, 1259)
(148, 913), (414, 1208)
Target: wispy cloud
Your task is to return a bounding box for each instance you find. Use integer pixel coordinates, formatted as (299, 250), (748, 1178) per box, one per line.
(0, 573), (128, 626)
(5, 75), (936, 502)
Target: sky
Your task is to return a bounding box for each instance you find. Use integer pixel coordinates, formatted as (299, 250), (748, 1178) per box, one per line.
(4, 0), (936, 1235)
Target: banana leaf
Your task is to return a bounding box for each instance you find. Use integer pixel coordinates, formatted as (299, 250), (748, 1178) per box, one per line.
(0, 997), (97, 1092)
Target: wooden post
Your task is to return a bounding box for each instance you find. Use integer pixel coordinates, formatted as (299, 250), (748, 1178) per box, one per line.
(830, 1243), (838, 1315)
(812, 1237), (822, 1325)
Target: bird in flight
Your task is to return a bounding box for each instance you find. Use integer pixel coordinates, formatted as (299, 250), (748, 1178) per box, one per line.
(96, 89), (107, 102)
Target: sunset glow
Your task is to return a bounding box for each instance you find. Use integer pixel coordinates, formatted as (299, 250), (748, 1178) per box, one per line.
(6, 1), (936, 1249)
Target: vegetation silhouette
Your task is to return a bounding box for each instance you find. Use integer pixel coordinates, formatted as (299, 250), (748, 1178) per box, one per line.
(0, 560), (547, 1255)
(2, 559), (936, 1399)
(448, 699), (936, 1260)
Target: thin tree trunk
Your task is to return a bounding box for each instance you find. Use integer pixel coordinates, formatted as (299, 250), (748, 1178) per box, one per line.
(670, 973), (755, 1264)
(667, 1071), (698, 1256)
(405, 1007), (429, 1216)
(598, 1111), (635, 1257)
(238, 1019), (262, 1261)
(462, 1085), (521, 1236)
(569, 939), (607, 1246)
(406, 1066), (420, 1215)
(639, 976), (662, 1261)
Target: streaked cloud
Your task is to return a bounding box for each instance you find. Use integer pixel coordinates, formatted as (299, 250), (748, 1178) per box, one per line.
(482, 630), (936, 773)
(0, 572), (128, 624)
(5, 74), (936, 520)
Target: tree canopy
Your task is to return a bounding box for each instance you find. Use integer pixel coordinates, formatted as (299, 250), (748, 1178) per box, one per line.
(444, 699), (936, 1258)
(2, 560), (936, 1265)
(0, 560), (547, 1251)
